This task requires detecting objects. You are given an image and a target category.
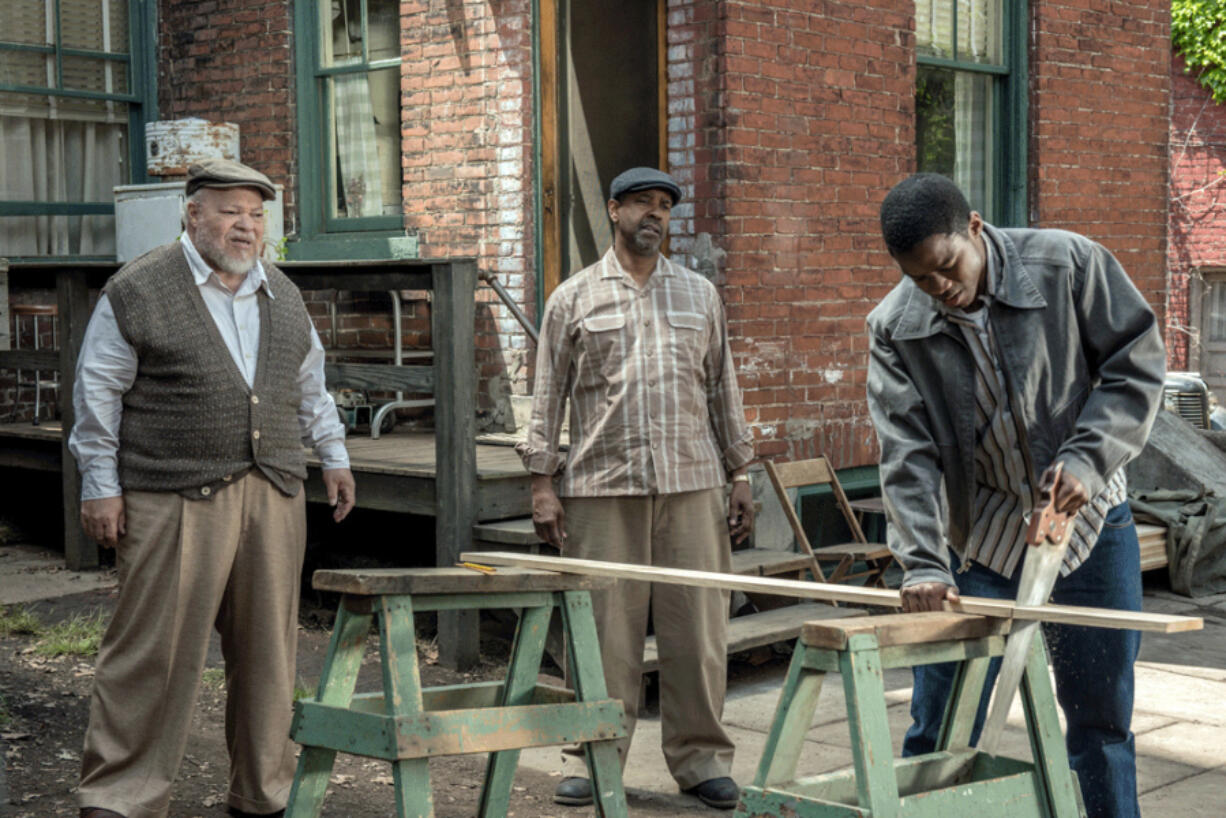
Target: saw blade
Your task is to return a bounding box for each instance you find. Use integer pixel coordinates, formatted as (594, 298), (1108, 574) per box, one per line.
(977, 534), (1069, 753)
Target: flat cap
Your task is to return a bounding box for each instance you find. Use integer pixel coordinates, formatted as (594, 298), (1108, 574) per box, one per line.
(609, 167), (682, 204)
(186, 158), (276, 201)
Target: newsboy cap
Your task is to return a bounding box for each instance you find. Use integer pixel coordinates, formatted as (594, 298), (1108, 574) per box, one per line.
(609, 167), (682, 205)
(186, 158), (276, 201)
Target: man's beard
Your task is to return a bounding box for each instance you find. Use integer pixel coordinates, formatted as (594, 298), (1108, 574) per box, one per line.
(627, 221), (663, 254)
(196, 231), (258, 275)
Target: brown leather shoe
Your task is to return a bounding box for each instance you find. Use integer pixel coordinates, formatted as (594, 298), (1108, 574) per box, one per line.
(80, 809), (126, 818)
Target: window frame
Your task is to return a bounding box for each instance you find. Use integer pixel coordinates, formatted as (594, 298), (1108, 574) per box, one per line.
(0, 0), (158, 258)
(292, 0), (412, 260)
(915, 0), (1028, 227)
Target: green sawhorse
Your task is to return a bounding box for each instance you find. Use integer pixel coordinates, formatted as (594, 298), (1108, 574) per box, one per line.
(737, 611), (1085, 817)
(285, 567), (630, 817)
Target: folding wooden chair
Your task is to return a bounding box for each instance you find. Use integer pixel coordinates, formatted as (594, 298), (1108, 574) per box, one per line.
(762, 456), (894, 588)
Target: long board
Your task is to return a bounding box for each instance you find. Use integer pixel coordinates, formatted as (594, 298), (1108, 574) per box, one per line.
(461, 552), (1203, 634)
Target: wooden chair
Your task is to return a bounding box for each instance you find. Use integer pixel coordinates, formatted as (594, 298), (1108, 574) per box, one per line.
(762, 456), (894, 587)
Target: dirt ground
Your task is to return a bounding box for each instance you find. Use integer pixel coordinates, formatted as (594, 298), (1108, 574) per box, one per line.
(0, 580), (595, 818)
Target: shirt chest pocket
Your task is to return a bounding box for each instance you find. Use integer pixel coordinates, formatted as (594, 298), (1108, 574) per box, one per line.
(667, 311), (708, 372)
(579, 312), (628, 380)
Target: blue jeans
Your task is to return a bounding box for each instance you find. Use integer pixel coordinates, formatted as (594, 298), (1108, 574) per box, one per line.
(902, 502), (1142, 818)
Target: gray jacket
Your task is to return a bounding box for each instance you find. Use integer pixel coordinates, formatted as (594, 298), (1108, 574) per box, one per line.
(866, 224), (1166, 587)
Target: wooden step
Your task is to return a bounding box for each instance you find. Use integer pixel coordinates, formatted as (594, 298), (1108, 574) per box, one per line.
(472, 516), (539, 548)
(1135, 522), (1168, 572)
(730, 547), (813, 577)
(641, 602), (863, 674)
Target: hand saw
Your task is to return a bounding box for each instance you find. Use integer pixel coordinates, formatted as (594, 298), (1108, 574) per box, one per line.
(977, 462), (1076, 754)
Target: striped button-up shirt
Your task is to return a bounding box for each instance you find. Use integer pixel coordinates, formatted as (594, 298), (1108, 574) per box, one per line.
(945, 241), (1126, 579)
(518, 248), (754, 496)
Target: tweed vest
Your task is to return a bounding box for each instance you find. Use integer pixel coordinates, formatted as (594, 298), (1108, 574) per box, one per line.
(104, 243), (313, 498)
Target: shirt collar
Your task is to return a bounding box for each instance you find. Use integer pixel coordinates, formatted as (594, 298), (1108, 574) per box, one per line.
(600, 246), (674, 281)
(180, 233), (273, 298)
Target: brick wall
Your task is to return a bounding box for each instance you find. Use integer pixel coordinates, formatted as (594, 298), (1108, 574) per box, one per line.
(1169, 53), (1226, 372)
(157, 0), (297, 227)
(399, 0), (536, 429)
(668, 0), (913, 468)
(1029, 1), (1170, 320)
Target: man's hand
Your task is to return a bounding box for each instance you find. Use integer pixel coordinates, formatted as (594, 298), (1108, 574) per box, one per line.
(900, 581), (960, 613)
(81, 496), (126, 549)
(322, 468), (356, 522)
(728, 478), (755, 544)
(1040, 462), (1089, 515)
(531, 475), (566, 549)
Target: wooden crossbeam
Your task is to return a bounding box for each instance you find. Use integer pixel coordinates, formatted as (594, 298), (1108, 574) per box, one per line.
(460, 552), (1203, 634)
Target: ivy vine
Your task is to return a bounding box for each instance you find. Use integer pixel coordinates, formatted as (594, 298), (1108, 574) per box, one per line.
(1173, 0), (1226, 104)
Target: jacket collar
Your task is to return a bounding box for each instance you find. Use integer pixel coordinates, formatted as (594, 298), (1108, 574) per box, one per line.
(892, 222), (1046, 341)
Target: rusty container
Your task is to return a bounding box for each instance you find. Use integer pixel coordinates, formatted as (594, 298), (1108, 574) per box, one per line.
(145, 118), (240, 176)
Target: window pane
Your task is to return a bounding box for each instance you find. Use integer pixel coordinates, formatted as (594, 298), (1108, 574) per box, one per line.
(957, 0), (1000, 64)
(916, 0), (1001, 64)
(327, 65), (402, 219)
(1, 117), (126, 255)
(0, 49), (50, 89)
(63, 56), (128, 95)
(6, 1), (51, 46)
(1207, 280), (1226, 343)
(368, 0), (400, 62)
(916, 66), (994, 216)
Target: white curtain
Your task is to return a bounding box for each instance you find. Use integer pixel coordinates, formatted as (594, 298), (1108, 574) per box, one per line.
(1, 0), (128, 256)
(0, 116), (124, 256)
(332, 67), (385, 218)
(915, 0), (996, 209)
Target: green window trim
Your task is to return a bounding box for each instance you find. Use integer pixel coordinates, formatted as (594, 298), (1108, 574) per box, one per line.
(293, 0), (412, 256)
(915, 0), (1027, 227)
(0, 0), (158, 226)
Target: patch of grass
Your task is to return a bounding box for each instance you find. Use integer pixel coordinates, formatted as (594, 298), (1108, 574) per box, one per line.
(0, 605), (43, 638)
(202, 667), (226, 688)
(33, 611), (107, 658)
(294, 677), (314, 702)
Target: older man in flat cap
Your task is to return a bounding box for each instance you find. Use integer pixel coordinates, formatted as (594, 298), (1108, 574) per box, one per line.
(71, 158), (355, 818)
(518, 167), (754, 810)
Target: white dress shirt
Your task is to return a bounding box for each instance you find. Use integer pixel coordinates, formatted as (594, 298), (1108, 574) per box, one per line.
(68, 235), (350, 500)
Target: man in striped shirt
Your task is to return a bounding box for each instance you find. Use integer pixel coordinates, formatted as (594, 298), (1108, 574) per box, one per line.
(518, 167), (755, 810)
(867, 173), (1165, 818)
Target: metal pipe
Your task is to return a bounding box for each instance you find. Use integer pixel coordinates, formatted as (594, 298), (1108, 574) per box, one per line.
(479, 270), (539, 345)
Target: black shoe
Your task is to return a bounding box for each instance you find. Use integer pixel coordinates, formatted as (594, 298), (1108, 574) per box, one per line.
(684, 776), (741, 810)
(227, 808), (284, 818)
(553, 776), (594, 806)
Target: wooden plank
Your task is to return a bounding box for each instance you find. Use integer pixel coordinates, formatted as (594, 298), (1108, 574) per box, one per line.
(802, 611), (1010, 651)
(57, 268), (95, 570)
(323, 362), (433, 393)
(0, 349), (59, 371)
(461, 551), (1204, 634)
(539, 0), (561, 301)
(642, 602), (861, 674)
(433, 261), (479, 670)
(311, 566), (611, 595)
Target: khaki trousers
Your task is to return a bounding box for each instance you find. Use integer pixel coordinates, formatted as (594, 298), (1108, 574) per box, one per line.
(561, 488), (734, 789)
(78, 472), (306, 818)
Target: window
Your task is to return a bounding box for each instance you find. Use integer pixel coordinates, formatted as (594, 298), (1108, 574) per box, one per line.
(294, 0), (406, 256)
(0, 0), (154, 258)
(914, 0), (1026, 225)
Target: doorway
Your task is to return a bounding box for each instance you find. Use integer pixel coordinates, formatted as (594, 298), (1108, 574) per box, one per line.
(539, 0), (665, 299)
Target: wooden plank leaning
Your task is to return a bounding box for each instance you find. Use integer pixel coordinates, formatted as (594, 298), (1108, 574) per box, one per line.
(460, 551), (1204, 634)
